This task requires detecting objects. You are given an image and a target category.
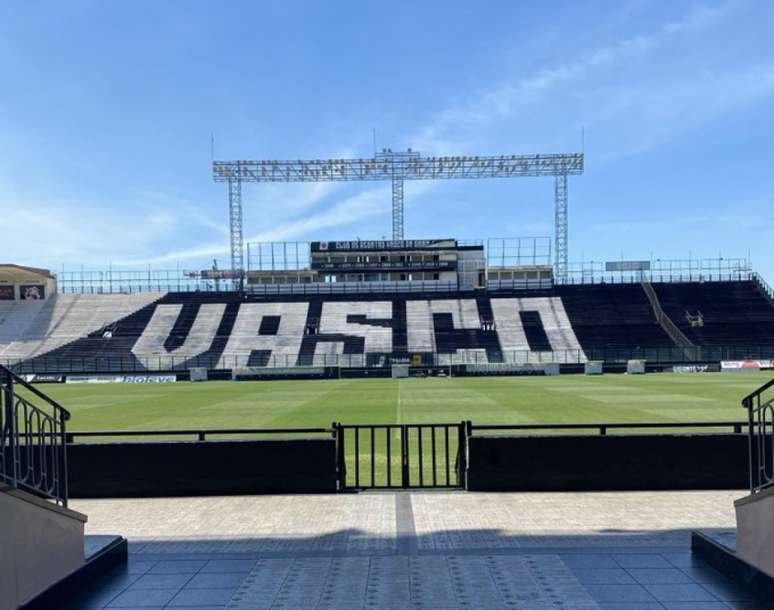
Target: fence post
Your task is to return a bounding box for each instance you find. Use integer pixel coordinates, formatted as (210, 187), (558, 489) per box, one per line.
(334, 422), (346, 491)
(3, 373), (18, 488)
(401, 425), (409, 489)
(746, 396), (755, 493)
(457, 421), (471, 490)
(59, 408), (69, 506)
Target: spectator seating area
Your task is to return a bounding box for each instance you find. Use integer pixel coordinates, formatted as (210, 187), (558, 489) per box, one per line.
(1, 279), (773, 372)
(0, 293), (162, 361)
(654, 281), (774, 346)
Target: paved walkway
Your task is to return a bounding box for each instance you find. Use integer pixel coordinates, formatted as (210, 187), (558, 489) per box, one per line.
(64, 491), (772, 609)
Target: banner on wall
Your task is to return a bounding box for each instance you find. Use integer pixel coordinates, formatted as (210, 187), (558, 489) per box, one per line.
(721, 360), (773, 371)
(672, 365), (710, 373)
(0, 285), (13, 300)
(66, 374), (177, 384)
(20, 284), (45, 300)
(22, 374), (64, 383)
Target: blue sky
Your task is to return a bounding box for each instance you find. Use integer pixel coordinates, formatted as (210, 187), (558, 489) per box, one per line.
(1, 0), (773, 279)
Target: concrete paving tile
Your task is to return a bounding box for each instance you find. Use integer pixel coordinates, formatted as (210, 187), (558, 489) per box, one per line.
(572, 569), (637, 585)
(202, 560), (258, 573)
(106, 587), (179, 607)
(129, 573), (193, 589)
(661, 552), (696, 568)
(583, 584), (658, 603)
(698, 579), (760, 602)
(170, 588), (237, 606)
(126, 559), (157, 575)
(643, 584), (720, 602)
(614, 555), (674, 569)
(628, 569), (695, 585)
(185, 572), (250, 589)
(562, 554), (622, 569)
(147, 559), (207, 574)
(679, 565), (729, 584)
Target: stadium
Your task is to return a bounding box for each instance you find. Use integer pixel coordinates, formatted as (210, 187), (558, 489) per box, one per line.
(3, 3), (774, 608)
(3, 174), (774, 606)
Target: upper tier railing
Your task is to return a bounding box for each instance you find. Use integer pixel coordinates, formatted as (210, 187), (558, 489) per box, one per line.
(51, 255), (757, 294)
(743, 378), (774, 494)
(0, 364), (70, 506)
(753, 272), (774, 304)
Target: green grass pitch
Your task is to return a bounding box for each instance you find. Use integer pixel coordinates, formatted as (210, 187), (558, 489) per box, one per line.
(30, 371), (771, 433)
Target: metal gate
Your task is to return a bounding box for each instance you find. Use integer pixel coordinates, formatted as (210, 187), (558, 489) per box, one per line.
(336, 423), (466, 490)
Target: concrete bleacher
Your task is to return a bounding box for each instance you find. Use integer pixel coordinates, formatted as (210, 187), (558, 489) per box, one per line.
(557, 283), (673, 350)
(3, 280), (773, 371)
(217, 302), (309, 369)
(0, 293), (163, 362)
(132, 303), (227, 361)
(654, 281), (774, 346)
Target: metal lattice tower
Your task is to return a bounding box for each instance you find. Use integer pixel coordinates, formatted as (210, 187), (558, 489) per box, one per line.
(391, 176), (404, 240)
(554, 173), (568, 280)
(213, 149), (583, 278)
(228, 178), (243, 272)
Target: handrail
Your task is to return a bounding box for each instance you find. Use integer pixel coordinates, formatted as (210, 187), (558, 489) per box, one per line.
(753, 272), (774, 303)
(742, 377), (774, 494)
(65, 421), (749, 443)
(67, 426), (335, 442)
(640, 281), (694, 348)
(0, 365), (71, 421)
(471, 421), (748, 435)
(0, 364), (70, 505)
(741, 378), (774, 407)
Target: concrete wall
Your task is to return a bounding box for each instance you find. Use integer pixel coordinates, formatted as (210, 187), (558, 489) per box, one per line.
(68, 438), (337, 497)
(0, 485), (86, 610)
(467, 433), (749, 491)
(735, 486), (774, 578)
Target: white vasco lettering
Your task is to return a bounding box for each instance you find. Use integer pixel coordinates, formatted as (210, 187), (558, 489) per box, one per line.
(132, 304), (226, 369)
(217, 302), (309, 368)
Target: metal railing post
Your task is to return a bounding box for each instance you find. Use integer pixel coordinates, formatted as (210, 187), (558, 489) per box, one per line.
(334, 422), (346, 491)
(59, 407), (69, 507)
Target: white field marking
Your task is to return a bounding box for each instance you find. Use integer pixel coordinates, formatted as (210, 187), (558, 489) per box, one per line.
(397, 378), (402, 424)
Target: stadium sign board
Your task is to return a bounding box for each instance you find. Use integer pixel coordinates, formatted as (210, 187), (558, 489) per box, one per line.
(66, 374), (177, 383)
(605, 260), (651, 272)
(720, 360), (773, 371)
(311, 239), (456, 252)
(672, 365), (710, 373)
(22, 374), (64, 383)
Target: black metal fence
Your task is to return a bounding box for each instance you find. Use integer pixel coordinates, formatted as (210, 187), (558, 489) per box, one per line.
(742, 378), (774, 494)
(65, 420), (753, 493)
(0, 364), (70, 506)
(335, 423), (466, 490)
(4, 345), (774, 375)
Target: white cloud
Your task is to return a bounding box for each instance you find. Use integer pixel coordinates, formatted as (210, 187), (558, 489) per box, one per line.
(580, 59), (774, 160)
(410, 2), (735, 154)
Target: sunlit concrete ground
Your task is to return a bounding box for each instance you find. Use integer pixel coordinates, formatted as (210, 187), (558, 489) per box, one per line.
(64, 491), (772, 609)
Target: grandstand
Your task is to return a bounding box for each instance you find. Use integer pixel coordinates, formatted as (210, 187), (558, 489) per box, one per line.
(1, 249), (773, 375)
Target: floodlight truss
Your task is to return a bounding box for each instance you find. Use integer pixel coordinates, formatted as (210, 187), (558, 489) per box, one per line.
(213, 150), (584, 277)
